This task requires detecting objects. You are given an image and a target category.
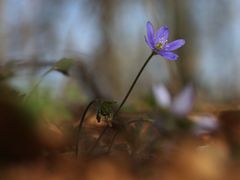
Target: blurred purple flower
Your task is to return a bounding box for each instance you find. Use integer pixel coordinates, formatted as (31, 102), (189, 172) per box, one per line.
(145, 21), (185, 60)
(153, 84), (195, 116)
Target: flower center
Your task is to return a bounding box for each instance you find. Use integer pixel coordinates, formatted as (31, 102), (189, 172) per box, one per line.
(155, 40), (167, 50)
(155, 42), (163, 50)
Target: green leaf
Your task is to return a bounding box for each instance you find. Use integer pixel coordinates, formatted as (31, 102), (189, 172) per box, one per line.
(52, 58), (75, 76)
(96, 100), (117, 124)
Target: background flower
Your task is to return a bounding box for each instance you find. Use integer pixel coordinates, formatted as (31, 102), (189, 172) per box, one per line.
(152, 84), (194, 116)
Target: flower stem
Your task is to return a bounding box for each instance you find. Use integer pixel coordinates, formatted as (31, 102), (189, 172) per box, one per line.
(89, 52), (155, 154)
(88, 125), (108, 154)
(76, 99), (95, 158)
(114, 51), (155, 116)
(23, 68), (52, 103)
(107, 131), (119, 153)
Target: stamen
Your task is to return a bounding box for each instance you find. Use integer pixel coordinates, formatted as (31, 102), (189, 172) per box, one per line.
(155, 43), (163, 49)
(155, 40), (168, 50)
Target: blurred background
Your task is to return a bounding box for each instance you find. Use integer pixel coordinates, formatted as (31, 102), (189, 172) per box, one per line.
(0, 0), (240, 104)
(1, 1), (240, 178)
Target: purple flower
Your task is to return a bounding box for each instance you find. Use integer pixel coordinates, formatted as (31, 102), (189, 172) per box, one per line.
(153, 84), (195, 116)
(145, 21), (185, 60)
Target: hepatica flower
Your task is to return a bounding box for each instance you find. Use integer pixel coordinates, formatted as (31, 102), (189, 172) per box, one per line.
(145, 21), (185, 60)
(153, 84), (194, 116)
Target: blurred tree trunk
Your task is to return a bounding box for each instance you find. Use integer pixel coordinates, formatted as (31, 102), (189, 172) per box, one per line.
(171, 0), (196, 89)
(92, 0), (121, 99)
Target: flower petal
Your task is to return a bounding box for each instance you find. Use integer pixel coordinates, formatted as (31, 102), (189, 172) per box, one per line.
(171, 84), (195, 116)
(153, 84), (171, 108)
(146, 21), (155, 47)
(145, 36), (154, 50)
(163, 39), (186, 51)
(156, 25), (169, 44)
(158, 51), (179, 60)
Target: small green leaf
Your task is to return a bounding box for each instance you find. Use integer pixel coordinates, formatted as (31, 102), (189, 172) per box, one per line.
(96, 100), (117, 125)
(52, 58), (75, 76)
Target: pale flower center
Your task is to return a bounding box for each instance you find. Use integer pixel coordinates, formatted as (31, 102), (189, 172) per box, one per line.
(155, 40), (168, 50)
